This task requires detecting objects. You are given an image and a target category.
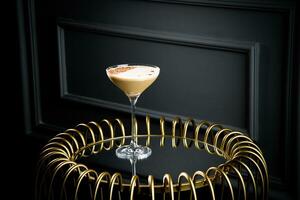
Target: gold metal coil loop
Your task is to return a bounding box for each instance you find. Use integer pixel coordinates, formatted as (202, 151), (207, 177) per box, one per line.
(56, 132), (80, 153)
(163, 174), (174, 200)
(171, 117), (182, 148)
(182, 118), (196, 148)
(192, 171), (215, 200)
(213, 128), (232, 156)
(38, 158), (73, 200)
(93, 172), (111, 200)
(231, 145), (263, 160)
(48, 160), (77, 200)
(87, 121), (105, 153)
(160, 116), (166, 147)
(65, 128), (87, 156)
(220, 131), (242, 154)
(99, 119), (114, 150)
(146, 115), (151, 146)
(49, 136), (75, 156)
(228, 159), (258, 200)
(226, 163), (247, 200)
(76, 123), (97, 154)
(204, 124), (223, 154)
(41, 142), (71, 158)
(109, 173), (123, 200)
(177, 172), (197, 200)
(60, 164), (88, 200)
(194, 121), (210, 149)
(74, 169), (98, 200)
(207, 167), (234, 200)
(148, 175), (155, 200)
(113, 118), (126, 147)
(233, 152), (269, 199)
(130, 175), (140, 200)
(225, 135), (252, 155)
(230, 140), (262, 156)
(40, 147), (69, 159)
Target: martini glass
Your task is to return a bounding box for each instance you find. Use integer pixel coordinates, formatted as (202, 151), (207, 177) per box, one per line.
(106, 64), (160, 176)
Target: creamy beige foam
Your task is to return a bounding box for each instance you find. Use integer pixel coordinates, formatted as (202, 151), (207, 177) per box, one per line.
(107, 65), (159, 97)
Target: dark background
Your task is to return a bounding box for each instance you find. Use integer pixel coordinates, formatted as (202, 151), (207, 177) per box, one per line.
(9, 0), (299, 199)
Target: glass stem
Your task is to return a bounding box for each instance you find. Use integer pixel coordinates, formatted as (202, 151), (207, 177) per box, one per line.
(130, 158), (137, 176)
(129, 95), (139, 146)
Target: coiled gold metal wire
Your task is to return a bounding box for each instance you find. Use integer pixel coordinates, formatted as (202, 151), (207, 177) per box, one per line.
(35, 115), (268, 200)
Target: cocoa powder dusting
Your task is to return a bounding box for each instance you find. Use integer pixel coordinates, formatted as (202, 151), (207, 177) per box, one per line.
(108, 66), (136, 74)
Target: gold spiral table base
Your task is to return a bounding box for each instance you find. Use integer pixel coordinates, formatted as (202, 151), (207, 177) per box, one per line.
(35, 116), (268, 200)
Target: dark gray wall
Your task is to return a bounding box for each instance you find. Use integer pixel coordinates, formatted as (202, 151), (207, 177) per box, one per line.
(295, 5), (300, 199)
(16, 0), (299, 199)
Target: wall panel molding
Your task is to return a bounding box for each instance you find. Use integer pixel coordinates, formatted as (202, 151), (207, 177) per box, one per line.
(57, 18), (260, 140)
(150, 0), (295, 11)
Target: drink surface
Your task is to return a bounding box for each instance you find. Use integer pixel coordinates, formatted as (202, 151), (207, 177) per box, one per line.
(107, 65), (159, 97)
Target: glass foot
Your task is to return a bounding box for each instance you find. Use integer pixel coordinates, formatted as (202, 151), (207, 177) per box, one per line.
(116, 142), (152, 160)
